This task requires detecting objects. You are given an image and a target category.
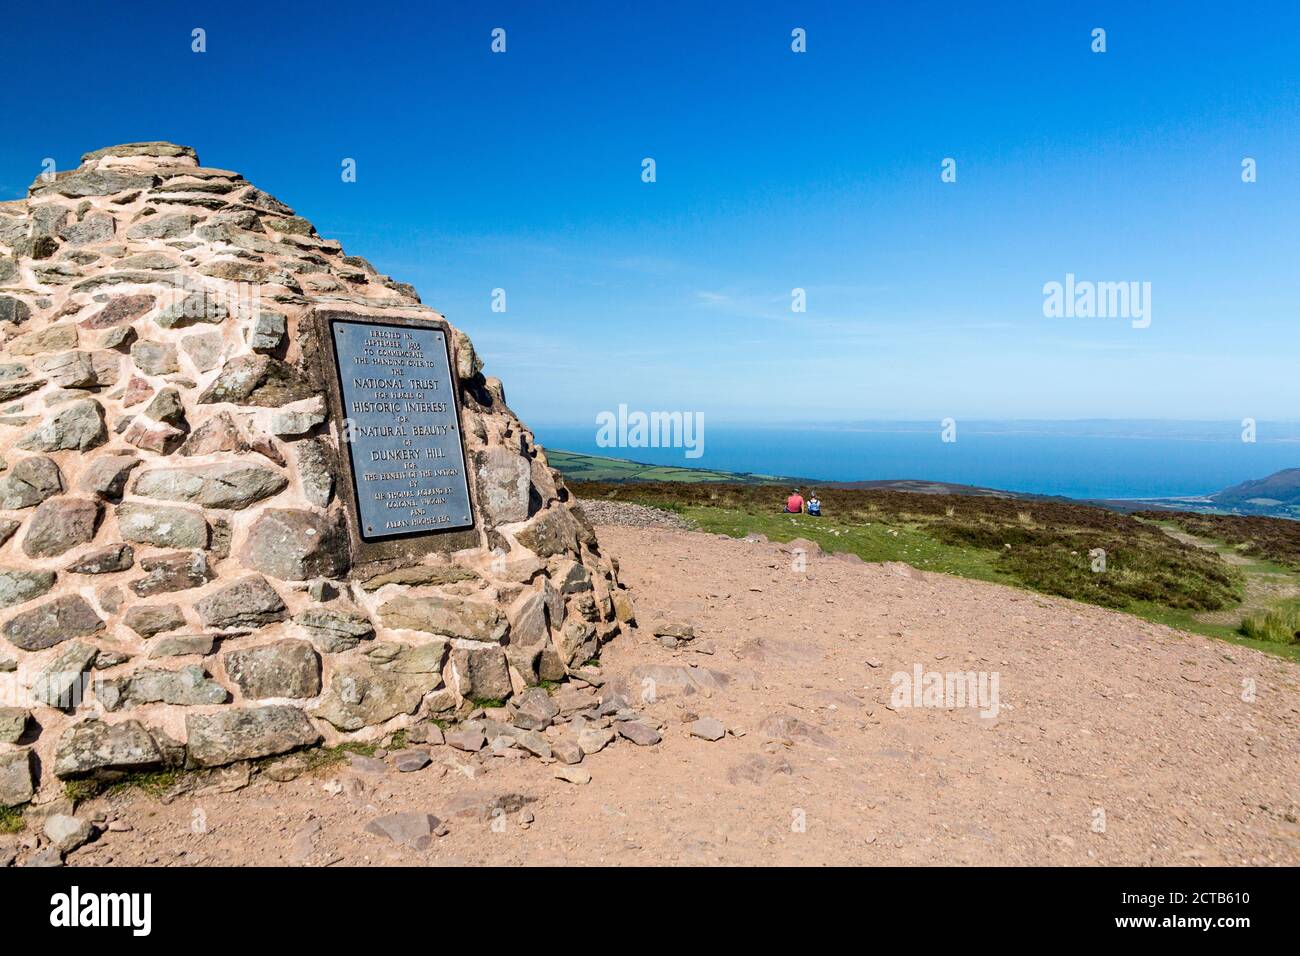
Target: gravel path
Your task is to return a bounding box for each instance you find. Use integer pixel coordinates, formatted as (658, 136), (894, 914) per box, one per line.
(576, 498), (694, 531)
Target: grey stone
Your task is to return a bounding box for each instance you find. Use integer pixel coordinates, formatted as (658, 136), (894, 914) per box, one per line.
(690, 717), (726, 741)
(197, 354), (314, 407)
(0, 749), (36, 805)
(196, 575), (287, 629)
(91, 646), (129, 668)
(78, 293), (155, 329)
(23, 847), (66, 867)
(512, 686), (559, 731)
(364, 811), (440, 850)
(65, 542), (134, 574)
(53, 719), (164, 779)
(359, 563), (479, 590)
(78, 455), (139, 500)
(509, 728), (551, 759)
(296, 439), (334, 507)
(96, 587), (124, 615)
(379, 594), (507, 642)
(116, 503), (207, 548)
(577, 726), (615, 756)
(313, 651), (442, 731)
(514, 506), (580, 558)
(127, 214), (196, 242)
(177, 411), (244, 457)
(186, 705), (321, 768)
(476, 447), (531, 524)
(555, 560), (593, 594)
(393, 749), (432, 772)
(554, 765), (592, 785)
(248, 311), (286, 351)
(146, 634), (216, 657)
(8, 323), (76, 355)
(99, 664), (228, 711)
(617, 721), (662, 747)
(122, 603), (185, 637)
(17, 399), (106, 451)
(349, 753), (388, 774)
(2, 594), (103, 651)
(556, 619), (597, 667)
(99, 325), (138, 351)
(17, 229), (61, 259)
(0, 297), (33, 327)
(34, 350), (96, 388)
(180, 330), (223, 371)
(0, 568), (56, 609)
(450, 643), (512, 702)
(223, 640), (320, 699)
(269, 406), (325, 437)
(130, 340), (178, 375)
(0, 521), (17, 548)
(506, 589), (549, 647)
(0, 379), (41, 403)
(143, 388), (186, 425)
(43, 814), (96, 853)
(652, 620), (695, 640)
(20, 497), (101, 557)
(132, 463), (287, 509)
(552, 739), (583, 765)
(0, 707), (28, 743)
(128, 550), (212, 596)
(81, 142), (197, 163)
(122, 416), (184, 454)
(407, 722), (444, 745)
(445, 729), (486, 752)
(117, 252), (177, 272)
(239, 508), (348, 580)
(294, 606), (373, 653)
(31, 640), (98, 708)
(31, 168), (158, 199)
(59, 214), (116, 246)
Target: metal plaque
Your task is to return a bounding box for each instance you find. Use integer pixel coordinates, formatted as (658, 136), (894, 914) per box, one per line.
(329, 318), (473, 541)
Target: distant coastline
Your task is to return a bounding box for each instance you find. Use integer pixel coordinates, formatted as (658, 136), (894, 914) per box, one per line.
(535, 420), (1300, 506)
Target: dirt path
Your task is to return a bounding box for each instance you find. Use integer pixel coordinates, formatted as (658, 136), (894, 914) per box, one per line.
(1159, 524), (1300, 627)
(48, 526), (1300, 866)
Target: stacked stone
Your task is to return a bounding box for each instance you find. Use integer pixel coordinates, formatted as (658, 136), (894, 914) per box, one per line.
(0, 143), (631, 809)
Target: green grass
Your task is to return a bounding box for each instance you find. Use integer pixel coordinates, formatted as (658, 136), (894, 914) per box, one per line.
(0, 805), (24, 833)
(685, 507), (1011, 584)
(63, 768), (187, 806)
(576, 479), (1300, 664)
(1240, 605), (1300, 645)
(546, 449), (796, 484)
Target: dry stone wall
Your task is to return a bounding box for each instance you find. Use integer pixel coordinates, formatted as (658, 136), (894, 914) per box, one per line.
(0, 142), (631, 807)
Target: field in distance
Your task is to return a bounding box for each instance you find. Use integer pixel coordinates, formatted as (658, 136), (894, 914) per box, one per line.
(551, 451), (1300, 662)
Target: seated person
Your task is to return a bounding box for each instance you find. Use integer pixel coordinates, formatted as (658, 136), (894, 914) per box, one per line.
(785, 489), (804, 514)
(807, 494), (821, 517)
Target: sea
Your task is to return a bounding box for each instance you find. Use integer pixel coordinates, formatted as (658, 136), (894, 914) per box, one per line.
(530, 420), (1300, 501)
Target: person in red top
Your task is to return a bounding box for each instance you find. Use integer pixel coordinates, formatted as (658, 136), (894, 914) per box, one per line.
(785, 490), (804, 514)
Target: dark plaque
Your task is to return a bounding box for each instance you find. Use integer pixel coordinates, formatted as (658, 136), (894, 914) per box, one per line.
(329, 317), (473, 541)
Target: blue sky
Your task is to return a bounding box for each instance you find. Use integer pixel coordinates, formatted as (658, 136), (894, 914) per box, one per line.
(3, 1), (1297, 425)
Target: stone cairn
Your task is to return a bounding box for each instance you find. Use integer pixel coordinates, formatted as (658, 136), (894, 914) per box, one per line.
(0, 142), (636, 810)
